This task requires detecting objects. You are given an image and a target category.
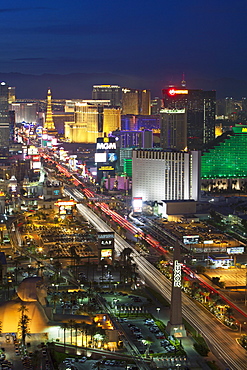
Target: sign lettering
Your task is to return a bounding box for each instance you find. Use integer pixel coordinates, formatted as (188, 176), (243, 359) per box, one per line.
(96, 142), (117, 150)
(168, 89), (188, 96)
(173, 260), (181, 288)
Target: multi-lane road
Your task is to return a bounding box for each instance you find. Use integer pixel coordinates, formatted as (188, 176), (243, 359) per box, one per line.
(64, 187), (247, 370)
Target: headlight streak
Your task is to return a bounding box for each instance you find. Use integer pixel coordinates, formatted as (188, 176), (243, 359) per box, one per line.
(68, 188), (247, 370)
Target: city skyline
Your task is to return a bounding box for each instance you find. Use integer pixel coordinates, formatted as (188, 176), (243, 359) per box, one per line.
(0, 1), (247, 98)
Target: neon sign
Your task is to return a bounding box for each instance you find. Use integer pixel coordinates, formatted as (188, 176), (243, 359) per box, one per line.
(173, 260), (181, 288)
(168, 89), (188, 96)
(55, 200), (76, 206)
(96, 142), (117, 150)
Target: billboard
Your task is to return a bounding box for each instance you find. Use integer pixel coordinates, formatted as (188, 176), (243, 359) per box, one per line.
(183, 235), (200, 245)
(95, 152), (107, 163)
(108, 152), (118, 162)
(98, 232), (115, 260)
(132, 197), (143, 213)
(98, 165), (115, 171)
(227, 247), (244, 254)
(96, 137), (117, 180)
(101, 249), (113, 259)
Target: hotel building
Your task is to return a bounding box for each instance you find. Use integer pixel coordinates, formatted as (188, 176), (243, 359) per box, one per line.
(132, 149), (200, 202)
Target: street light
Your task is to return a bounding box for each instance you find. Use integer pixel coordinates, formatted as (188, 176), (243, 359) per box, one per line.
(113, 298), (117, 312)
(156, 307), (160, 319)
(240, 322), (246, 335)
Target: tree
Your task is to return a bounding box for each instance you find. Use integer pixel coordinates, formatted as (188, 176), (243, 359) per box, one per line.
(142, 336), (153, 357)
(89, 321), (98, 347)
(68, 319), (76, 345)
(60, 322), (68, 350)
(120, 247), (133, 266)
(18, 305), (31, 346)
(51, 293), (60, 312)
(79, 322), (91, 347)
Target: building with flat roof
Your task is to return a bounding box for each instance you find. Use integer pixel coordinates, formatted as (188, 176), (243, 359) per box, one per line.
(103, 107), (121, 135)
(132, 149), (200, 202)
(11, 102), (38, 124)
(0, 82), (10, 154)
(92, 85), (121, 106)
(111, 129), (153, 149)
(122, 88), (151, 115)
(160, 108), (187, 151)
(162, 87), (216, 150)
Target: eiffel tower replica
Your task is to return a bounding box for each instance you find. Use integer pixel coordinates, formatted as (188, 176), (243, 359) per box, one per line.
(43, 88), (57, 136)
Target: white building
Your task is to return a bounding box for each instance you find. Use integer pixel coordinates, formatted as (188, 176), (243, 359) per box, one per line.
(132, 149), (200, 202)
(11, 102), (38, 124)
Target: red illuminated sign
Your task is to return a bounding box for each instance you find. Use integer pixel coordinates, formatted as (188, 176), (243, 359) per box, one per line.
(168, 89), (188, 96)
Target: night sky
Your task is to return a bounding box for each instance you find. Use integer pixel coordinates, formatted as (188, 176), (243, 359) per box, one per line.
(1, 0), (247, 96)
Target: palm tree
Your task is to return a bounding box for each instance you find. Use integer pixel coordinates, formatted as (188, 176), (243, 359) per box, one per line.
(60, 322), (68, 350)
(68, 319), (76, 345)
(18, 305), (31, 346)
(74, 322), (80, 351)
(78, 322), (87, 347)
(142, 336), (153, 358)
(121, 247), (133, 266)
(89, 321), (98, 348)
(51, 294), (60, 312)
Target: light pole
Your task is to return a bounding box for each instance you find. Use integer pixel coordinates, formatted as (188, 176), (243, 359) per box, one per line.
(156, 307), (160, 319)
(113, 298), (117, 312)
(240, 322), (246, 335)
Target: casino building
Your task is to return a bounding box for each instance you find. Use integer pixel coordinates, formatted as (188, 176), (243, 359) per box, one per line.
(201, 124), (247, 189)
(162, 87), (216, 151)
(132, 149), (200, 202)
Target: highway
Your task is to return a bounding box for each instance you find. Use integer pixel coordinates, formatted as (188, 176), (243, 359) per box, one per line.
(64, 188), (247, 370)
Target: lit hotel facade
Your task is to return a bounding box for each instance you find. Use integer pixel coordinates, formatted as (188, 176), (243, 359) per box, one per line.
(201, 124), (247, 187)
(64, 101), (120, 143)
(132, 149), (200, 202)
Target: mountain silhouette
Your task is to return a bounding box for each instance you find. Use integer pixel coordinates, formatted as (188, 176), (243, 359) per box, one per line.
(0, 72), (246, 100)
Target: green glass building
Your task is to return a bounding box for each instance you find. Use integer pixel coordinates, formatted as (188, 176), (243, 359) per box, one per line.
(201, 124), (247, 179)
(124, 158), (132, 177)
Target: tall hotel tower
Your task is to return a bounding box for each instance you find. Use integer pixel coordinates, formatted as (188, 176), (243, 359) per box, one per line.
(0, 82), (10, 155)
(122, 88), (151, 115)
(162, 87), (216, 150)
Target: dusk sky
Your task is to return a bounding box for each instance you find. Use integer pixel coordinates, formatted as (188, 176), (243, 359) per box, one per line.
(1, 0), (247, 96)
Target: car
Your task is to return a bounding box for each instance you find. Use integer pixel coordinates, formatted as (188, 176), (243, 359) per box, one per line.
(160, 340), (169, 346)
(144, 319), (154, 325)
(133, 330), (141, 335)
(64, 358), (75, 363)
(78, 356), (87, 363)
(136, 335), (144, 341)
(156, 334), (165, 339)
